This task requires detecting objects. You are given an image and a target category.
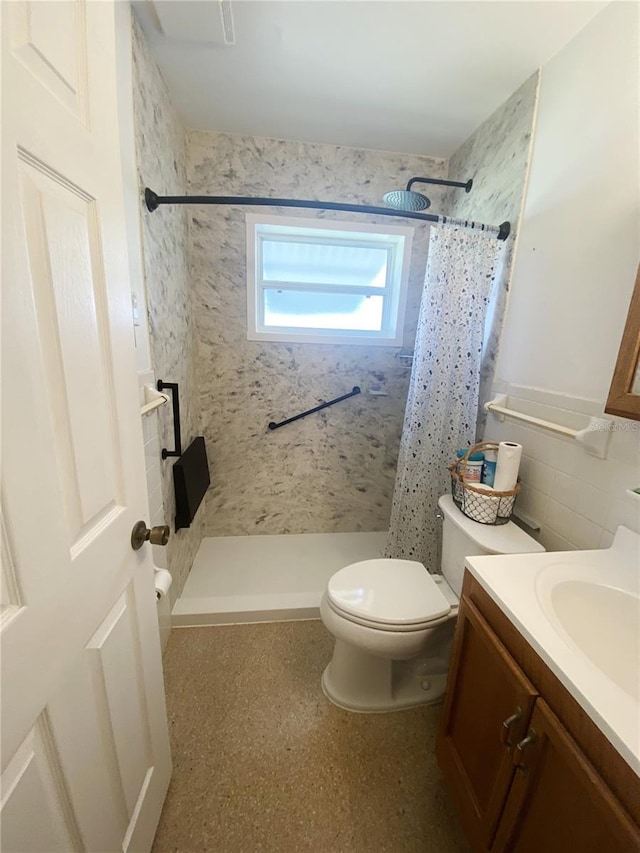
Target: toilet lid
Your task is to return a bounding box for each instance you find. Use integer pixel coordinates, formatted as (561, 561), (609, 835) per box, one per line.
(327, 559), (451, 626)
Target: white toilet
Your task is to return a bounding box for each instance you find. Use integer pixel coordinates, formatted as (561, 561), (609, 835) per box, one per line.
(320, 493), (545, 712)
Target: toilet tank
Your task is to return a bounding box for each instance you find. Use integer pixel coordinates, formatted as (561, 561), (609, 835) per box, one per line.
(438, 494), (545, 596)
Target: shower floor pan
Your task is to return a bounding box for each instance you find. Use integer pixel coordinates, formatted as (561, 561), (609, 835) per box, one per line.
(172, 531), (387, 626)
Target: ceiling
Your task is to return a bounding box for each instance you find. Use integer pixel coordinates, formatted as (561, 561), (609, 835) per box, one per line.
(133, 0), (608, 157)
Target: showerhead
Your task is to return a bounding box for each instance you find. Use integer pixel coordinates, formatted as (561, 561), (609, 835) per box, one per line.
(383, 175), (473, 213)
(382, 189), (431, 212)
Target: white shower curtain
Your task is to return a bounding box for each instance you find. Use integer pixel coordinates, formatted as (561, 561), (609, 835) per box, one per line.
(385, 223), (505, 571)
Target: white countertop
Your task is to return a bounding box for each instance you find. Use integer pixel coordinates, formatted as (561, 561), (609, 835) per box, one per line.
(465, 526), (640, 776)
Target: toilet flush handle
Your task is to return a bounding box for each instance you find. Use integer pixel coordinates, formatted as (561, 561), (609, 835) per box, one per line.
(434, 509), (444, 521)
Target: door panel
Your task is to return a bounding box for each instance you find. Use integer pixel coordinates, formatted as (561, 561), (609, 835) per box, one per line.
(1, 2), (171, 849)
(0, 715), (83, 853)
(47, 657), (130, 851)
(1, 507), (22, 615)
(19, 154), (123, 543)
(9, 0), (88, 121)
(87, 588), (154, 817)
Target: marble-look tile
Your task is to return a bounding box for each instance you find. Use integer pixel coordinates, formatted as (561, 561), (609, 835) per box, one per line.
(132, 14), (204, 604)
(132, 17), (537, 547)
(441, 74), (540, 435)
(187, 131), (449, 535)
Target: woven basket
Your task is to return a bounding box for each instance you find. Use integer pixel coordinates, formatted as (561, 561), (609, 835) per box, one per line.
(448, 441), (520, 525)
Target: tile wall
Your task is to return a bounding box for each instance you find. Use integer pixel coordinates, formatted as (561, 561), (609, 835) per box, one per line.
(485, 382), (640, 551)
(441, 73), (540, 428)
(132, 14), (204, 606)
(187, 131), (449, 536)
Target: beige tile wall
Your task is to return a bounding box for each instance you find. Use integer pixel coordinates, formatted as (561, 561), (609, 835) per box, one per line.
(187, 130), (449, 536)
(132, 14), (204, 605)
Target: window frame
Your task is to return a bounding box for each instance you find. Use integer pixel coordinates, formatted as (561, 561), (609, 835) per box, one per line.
(246, 214), (413, 346)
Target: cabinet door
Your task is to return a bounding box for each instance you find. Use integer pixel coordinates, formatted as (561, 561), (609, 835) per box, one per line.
(492, 699), (640, 853)
(437, 598), (538, 851)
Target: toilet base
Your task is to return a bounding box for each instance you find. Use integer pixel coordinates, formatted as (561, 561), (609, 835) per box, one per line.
(321, 639), (449, 713)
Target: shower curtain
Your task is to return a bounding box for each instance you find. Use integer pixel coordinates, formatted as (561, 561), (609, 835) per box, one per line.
(385, 223), (505, 571)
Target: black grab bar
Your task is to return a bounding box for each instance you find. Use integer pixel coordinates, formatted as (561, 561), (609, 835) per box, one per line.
(157, 380), (182, 458)
(268, 386), (361, 431)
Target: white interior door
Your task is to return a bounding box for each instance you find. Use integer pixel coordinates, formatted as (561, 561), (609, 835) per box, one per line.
(1, 2), (172, 850)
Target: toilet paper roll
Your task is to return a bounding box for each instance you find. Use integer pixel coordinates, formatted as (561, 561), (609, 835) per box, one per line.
(154, 569), (173, 601)
(493, 442), (523, 491)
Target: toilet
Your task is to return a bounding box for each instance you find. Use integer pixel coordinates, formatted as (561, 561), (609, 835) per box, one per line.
(320, 493), (545, 712)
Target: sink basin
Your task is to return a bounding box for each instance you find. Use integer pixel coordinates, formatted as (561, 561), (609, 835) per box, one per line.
(465, 526), (640, 776)
(549, 580), (640, 700)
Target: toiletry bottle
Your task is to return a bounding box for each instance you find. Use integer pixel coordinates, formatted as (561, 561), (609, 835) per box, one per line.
(457, 449), (485, 483)
(482, 449), (497, 487)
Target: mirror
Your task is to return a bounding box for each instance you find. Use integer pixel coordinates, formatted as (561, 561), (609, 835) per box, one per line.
(605, 264), (640, 420)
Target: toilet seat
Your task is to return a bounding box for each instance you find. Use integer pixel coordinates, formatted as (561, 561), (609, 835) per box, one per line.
(327, 558), (452, 631)
(324, 594), (454, 633)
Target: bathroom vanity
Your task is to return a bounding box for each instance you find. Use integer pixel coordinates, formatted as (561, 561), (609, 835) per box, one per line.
(436, 530), (640, 852)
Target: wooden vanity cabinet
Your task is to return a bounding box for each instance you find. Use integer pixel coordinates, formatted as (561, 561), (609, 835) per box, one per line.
(436, 574), (640, 853)
(492, 698), (638, 852)
(436, 597), (537, 849)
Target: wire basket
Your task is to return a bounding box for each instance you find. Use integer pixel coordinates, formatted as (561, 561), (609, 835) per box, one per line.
(448, 441), (520, 525)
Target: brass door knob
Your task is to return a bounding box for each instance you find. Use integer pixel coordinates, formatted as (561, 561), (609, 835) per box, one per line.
(131, 520), (170, 551)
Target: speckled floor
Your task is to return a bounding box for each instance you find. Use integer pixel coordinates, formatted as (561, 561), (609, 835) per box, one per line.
(152, 620), (469, 853)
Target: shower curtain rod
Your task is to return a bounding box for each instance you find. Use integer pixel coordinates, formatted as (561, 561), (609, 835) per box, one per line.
(144, 188), (511, 241)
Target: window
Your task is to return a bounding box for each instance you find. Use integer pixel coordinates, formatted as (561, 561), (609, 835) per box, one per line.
(246, 215), (413, 346)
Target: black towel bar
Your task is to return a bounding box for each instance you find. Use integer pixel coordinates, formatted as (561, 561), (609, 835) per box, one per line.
(268, 386), (361, 431)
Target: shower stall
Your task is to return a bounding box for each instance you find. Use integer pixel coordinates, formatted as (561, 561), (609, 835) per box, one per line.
(138, 104), (510, 631)
(173, 530), (388, 626)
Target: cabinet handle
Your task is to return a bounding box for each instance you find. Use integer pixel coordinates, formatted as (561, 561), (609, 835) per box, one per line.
(500, 707), (522, 747)
(514, 729), (538, 772)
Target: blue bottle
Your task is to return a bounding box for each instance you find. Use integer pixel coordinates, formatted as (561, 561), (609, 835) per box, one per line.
(482, 450), (498, 487)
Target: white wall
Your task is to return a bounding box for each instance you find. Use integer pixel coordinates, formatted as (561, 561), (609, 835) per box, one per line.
(485, 382), (640, 550)
(496, 1), (639, 399)
(485, 2), (640, 551)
